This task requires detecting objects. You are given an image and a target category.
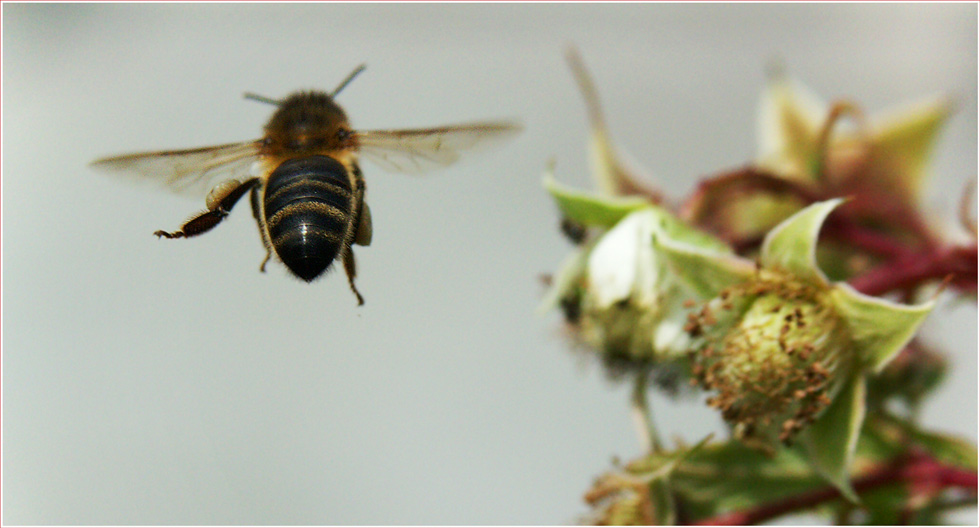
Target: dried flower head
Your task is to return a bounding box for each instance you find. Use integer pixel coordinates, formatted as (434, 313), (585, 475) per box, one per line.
(583, 471), (656, 526)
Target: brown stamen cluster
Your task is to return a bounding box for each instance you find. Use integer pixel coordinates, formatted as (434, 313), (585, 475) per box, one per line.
(687, 273), (848, 445)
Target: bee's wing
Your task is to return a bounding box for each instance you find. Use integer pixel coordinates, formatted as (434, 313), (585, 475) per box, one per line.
(353, 121), (522, 174)
(89, 140), (264, 197)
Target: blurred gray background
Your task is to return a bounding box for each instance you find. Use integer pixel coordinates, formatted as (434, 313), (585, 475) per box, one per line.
(2, 3), (977, 525)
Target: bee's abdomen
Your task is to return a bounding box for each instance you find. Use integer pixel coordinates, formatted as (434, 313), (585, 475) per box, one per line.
(263, 155), (353, 282)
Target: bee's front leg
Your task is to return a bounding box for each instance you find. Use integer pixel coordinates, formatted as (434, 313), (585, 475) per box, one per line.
(154, 210), (227, 239)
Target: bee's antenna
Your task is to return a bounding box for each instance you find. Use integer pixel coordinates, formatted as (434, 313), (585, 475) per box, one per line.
(243, 92), (283, 106)
(332, 64), (367, 97)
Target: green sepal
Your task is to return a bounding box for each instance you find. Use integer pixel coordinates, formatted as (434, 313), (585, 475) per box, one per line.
(828, 283), (935, 372)
(543, 170), (651, 228)
(870, 96), (952, 202)
(657, 236), (755, 299)
(589, 127), (625, 197)
(756, 68), (827, 182)
(801, 372), (867, 503)
(536, 246), (590, 315)
(760, 198), (844, 285)
(654, 210), (732, 254)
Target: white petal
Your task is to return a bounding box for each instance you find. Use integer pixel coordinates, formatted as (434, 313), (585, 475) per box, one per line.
(587, 210), (660, 309)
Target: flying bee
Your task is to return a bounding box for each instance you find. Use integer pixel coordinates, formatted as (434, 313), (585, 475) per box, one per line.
(90, 65), (521, 305)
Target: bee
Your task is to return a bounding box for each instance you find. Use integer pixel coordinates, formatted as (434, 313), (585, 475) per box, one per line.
(90, 65), (521, 305)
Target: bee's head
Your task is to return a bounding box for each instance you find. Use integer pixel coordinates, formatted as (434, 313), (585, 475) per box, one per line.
(255, 65), (365, 156)
(262, 91), (352, 154)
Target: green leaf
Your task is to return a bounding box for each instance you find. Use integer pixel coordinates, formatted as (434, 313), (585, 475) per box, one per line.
(623, 436), (714, 525)
(829, 283), (935, 372)
(649, 479), (676, 525)
(858, 484), (915, 525)
(801, 372), (867, 503)
(657, 235), (755, 299)
(907, 426), (978, 471)
(760, 198), (844, 285)
(543, 170), (651, 228)
(856, 419), (906, 463)
(672, 439), (824, 519)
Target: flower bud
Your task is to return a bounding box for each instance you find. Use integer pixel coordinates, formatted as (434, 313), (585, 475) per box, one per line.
(568, 210), (701, 377)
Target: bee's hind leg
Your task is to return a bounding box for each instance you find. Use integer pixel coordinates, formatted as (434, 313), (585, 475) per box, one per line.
(342, 248), (365, 306)
(155, 178), (260, 239)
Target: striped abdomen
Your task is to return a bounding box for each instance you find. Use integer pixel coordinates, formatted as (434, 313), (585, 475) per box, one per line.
(263, 155), (354, 282)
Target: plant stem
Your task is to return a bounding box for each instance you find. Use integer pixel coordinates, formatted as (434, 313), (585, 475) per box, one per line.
(813, 100), (867, 186)
(630, 373), (663, 454)
(849, 243), (978, 297)
(826, 218), (915, 259)
(691, 452), (978, 525)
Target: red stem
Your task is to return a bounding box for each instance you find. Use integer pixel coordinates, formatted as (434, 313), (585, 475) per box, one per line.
(848, 244), (978, 297)
(825, 217), (917, 260)
(840, 190), (943, 251)
(693, 452), (978, 525)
